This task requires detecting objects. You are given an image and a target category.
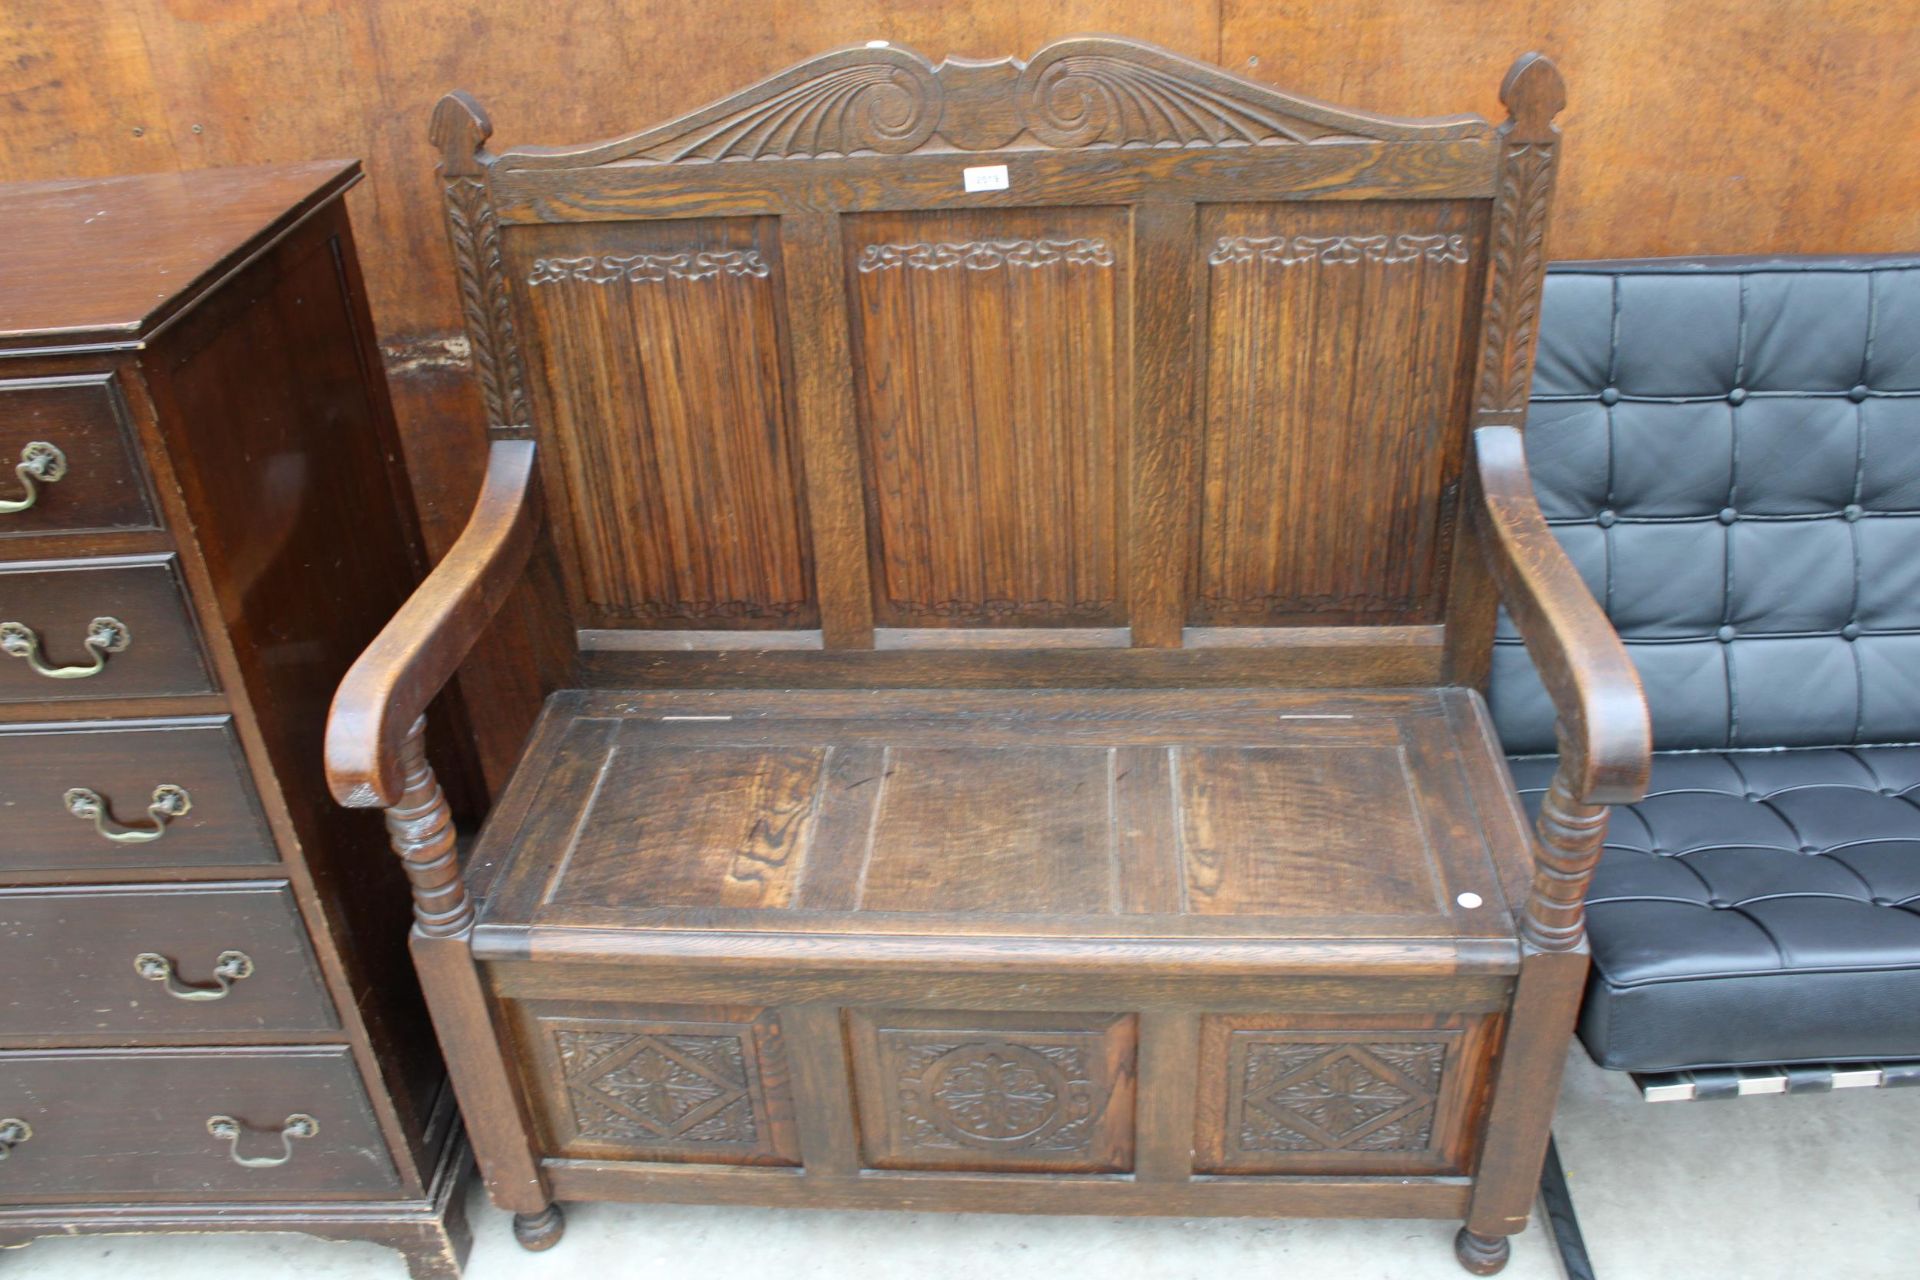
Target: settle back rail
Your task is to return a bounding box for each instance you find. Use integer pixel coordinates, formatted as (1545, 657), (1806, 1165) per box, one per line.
(326, 37), (1648, 1274)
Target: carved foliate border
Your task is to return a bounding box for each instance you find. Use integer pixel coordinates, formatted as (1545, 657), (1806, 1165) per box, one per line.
(1471, 57), (1567, 429)
(1473, 138), (1558, 424)
(441, 174), (533, 436)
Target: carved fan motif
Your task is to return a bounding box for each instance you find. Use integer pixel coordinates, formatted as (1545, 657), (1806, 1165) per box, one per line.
(490, 37), (1487, 169)
(674, 63), (936, 160)
(1017, 54), (1356, 148)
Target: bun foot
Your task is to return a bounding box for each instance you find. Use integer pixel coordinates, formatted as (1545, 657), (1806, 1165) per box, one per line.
(513, 1204), (566, 1252)
(1453, 1227), (1511, 1275)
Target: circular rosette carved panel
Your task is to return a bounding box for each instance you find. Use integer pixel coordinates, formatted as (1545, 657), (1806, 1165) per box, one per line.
(910, 1042), (1104, 1149)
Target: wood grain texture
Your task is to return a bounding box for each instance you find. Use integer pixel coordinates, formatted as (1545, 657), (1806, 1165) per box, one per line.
(0, 161), (360, 351)
(504, 216), (817, 631)
(0, 882), (335, 1038)
(544, 1155), (1470, 1219)
(0, 717), (273, 874)
(0, 1045), (399, 1202)
(296, 41), (1657, 1264)
(1192, 1011), (1499, 1177)
(0, 173), (472, 1274)
(0, 376), (155, 537)
(1176, 745), (1442, 918)
(1191, 200), (1485, 626)
(475, 688), (1527, 947)
(416, 36), (1505, 664)
(846, 1009), (1137, 1174)
(781, 211), (875, 648)
(858, 747), (1118, 913)
(0, 555), (213, 704)
(1471, 55), (1564, 430)
(508, 1001), (801, 1168)
(326, 440), (540, 809)
(7, 1), (1910, 770)
(132, 196), (481, 1206)
(11, 5), (1896, 342)
(1127, 201), (1201, 648)
(847, 206), (1127, 629)
(543, 741), (825, 912)
(1473, 425), (1648, 805)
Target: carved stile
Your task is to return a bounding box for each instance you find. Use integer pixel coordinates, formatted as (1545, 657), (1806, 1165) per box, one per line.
(431, 92), (534, 438)
(1473, 55), (1567, 429)
(383, 716), (474, 937)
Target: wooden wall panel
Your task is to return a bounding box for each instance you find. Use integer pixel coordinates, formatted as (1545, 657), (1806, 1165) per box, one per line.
(1193, 201), (1485, 626)
(6, 0), (1912, 777)
(503, 217), (817, 630)
(847, 207), (1128, 629)
(1217, 0), (1920, 266)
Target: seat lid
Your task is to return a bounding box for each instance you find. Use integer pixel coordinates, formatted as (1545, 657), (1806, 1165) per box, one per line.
(470, 688), (1534, 973)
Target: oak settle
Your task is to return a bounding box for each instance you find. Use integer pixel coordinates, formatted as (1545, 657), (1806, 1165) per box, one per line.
(325, 39), (1650, 1275)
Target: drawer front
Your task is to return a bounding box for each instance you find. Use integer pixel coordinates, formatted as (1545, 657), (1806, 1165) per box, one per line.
(0, 1045), (400, 1201)
(0, 883), (336, 1037)
(0, 717), (276, 874)
(0, 376), (157, 538)
(0, 556), (213, 703)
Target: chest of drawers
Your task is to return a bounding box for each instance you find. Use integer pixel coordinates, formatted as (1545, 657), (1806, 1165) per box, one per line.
(0, 164), (474, 1278)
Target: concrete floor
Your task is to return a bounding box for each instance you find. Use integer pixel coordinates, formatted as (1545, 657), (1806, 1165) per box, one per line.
(5, 1046), (1915, 1280)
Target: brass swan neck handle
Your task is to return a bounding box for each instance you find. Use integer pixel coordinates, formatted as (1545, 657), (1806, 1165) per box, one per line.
(0, 441), (67, 514)
(0, 616), (131, 679)
(206, 1113), (316, 1168)
(65, 784), (191, 843)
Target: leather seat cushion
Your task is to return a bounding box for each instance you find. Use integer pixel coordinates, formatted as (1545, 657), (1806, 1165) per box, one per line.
(1508, 747), (1920, 1071)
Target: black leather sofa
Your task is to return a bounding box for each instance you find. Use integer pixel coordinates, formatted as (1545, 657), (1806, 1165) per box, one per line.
(1493, 255), (1920, 1075)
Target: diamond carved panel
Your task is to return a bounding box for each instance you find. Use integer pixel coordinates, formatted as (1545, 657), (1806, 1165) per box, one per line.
(558, 1029), (761, 1145)
(850, 1011), (1136, 1172)
(519, 1005), (800, 1166)
(1237, 1040), (1444, 1153)
(1196, 1016), (1490, 1175)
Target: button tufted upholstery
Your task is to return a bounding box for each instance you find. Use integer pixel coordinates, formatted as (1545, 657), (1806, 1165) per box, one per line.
(1492, 256), (1920, 1072)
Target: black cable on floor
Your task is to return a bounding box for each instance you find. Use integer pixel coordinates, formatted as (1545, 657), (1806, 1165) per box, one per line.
(1539, 1134), (1598, 1280)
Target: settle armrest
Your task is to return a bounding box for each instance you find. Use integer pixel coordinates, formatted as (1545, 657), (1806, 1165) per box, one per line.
(1473, 425), (1651, 807)
(326, 439), (542, 809)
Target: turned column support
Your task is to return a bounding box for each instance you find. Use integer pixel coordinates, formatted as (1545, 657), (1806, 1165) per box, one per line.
(1522, 754), (1611, 953)
(382, 716), (474, 937)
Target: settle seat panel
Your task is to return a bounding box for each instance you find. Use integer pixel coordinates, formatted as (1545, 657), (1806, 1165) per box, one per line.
(468, 688), (1535, 954)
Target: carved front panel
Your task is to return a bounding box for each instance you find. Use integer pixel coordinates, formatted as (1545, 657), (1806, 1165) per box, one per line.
(846, 206), (1128, 628)
(514, 1003), (800, 1166)
(503, 216), (817, 630)
(848, 1011), (1136, 1172)
(1191, 199), (1488, 627)
(1194, 1014), (1496, 1175)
